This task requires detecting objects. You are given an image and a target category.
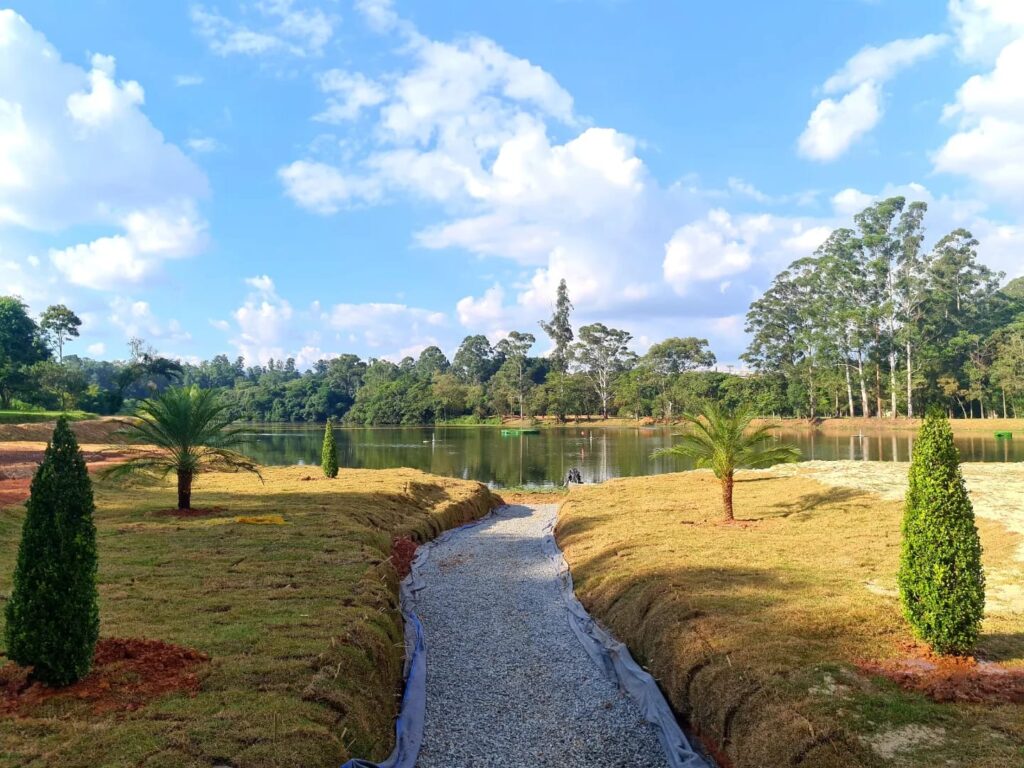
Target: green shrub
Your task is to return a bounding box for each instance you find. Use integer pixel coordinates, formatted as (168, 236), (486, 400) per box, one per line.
(321, 419), (339, 479)
(898, 410), (985, 655)
(5, 417), (99, 685)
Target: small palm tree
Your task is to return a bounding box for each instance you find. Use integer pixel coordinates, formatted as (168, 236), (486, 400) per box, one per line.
(103, 386), (260, 510)
(652, 402), (800, 521)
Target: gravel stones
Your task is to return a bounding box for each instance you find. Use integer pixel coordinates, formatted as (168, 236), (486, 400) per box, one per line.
(414, 504), (672, 768)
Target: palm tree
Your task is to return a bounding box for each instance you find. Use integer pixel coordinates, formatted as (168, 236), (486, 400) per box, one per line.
(652, 402), (800, 521)
(103, 386), (260, 510)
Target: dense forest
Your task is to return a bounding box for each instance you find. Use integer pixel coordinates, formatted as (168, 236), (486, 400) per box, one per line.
(2, 197), (1023, 424)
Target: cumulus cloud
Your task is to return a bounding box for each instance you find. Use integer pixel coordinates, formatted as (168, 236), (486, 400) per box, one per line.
(222, 276), (450, 365)
(798, 82), (882, 162)
(279, 6), (832, 346)
(0, 11), (208, 291)
(315, 70), (387, 123)
(799, 35), (947, 161)
(949, 0), (1024, 64)
(190, 1), (335, 58)
(108, 297), (192, 344)
(49, 202), (206, 290)
(935, 20), (1024, 202)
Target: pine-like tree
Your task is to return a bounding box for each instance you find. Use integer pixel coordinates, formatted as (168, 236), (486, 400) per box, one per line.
(898, 410), (985, 655)
(5, 417), (99, 685)
(321, 419), (339, 479)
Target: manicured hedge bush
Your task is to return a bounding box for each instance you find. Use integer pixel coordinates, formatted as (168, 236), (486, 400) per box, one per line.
(321, 419), (339, 479)
(898, 410), (985, 655)
(5, 417), (99, 685)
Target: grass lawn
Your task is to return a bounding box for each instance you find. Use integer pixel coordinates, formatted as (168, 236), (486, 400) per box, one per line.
(0, 466), (499, 768)
(0, 410), (98, 425)
(556, 470), (1024, 768)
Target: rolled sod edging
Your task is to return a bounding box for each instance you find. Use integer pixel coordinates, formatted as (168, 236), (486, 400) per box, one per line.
(342, 505), (710, 768)
(340, 511), (498, 768)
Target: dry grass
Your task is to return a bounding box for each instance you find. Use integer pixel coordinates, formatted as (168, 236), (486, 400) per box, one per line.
(556, 470), (1024, 768)
(0, 466), (500, 768)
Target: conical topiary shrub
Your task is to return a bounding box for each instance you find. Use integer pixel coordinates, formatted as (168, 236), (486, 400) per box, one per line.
(898, 410), (985, 655)
(321, 419), (339, 479)
(5, 417), (99, 685)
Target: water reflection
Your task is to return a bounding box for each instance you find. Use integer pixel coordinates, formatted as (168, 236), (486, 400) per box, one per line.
(235, 425), (1024, 489)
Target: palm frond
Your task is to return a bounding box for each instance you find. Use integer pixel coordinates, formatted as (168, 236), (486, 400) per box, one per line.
(651, 401), (800, 478)
(102, 386), (261, 488)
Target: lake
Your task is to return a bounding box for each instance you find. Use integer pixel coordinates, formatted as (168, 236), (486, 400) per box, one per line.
(236, 425), (1024, 488)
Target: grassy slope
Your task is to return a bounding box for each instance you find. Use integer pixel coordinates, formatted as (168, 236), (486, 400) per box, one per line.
(0, 467), (500, 768)
(556, 471), (1024, 768)
(0, 410), (98, 425)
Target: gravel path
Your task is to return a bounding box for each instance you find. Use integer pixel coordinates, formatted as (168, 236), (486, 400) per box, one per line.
(414, 503), (673, 768)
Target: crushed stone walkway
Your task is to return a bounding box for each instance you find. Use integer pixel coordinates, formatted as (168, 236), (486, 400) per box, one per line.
(413, 503), (677, 768)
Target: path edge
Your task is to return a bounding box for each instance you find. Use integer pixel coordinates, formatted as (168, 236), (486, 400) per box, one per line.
(541, 513), (712, 768)
(340, 507), (504, 768)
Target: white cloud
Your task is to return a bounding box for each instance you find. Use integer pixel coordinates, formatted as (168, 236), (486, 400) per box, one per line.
(799, 34), (946, 162)
(949, 0), (1024, 64)
(224, 276), (449, 365)
(108, 297), (192, 344)
(49, 202), (206, 290)
(278, 160), (380, 214)
(935, 36), (1024, 201)
(663, 210), (830, 295)
(315, 70), (387, 123)
(831, 187), (875, 216)
(323, 302), (446, 353)
(66, 53), (145, 127)
(822, 35), (948, 94)
(190, 1), (335, 58)
(356, 0), (400, 33)
(87, 342), (106, 356)
(799, 81), (882, 161)
(279, 3), (838, 345)
(0, 11), (208, 291)
(175, 74), (204, 87)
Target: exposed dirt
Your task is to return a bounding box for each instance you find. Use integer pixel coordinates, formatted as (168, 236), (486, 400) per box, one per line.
(391, 536), (418, 579)
(0, 638), (209, 716)
(858, 642), (1024, 704)
(0, 442), (128, 509)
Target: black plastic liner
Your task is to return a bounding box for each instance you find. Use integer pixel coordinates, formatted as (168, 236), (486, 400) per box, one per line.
(342, 506), (710, 768)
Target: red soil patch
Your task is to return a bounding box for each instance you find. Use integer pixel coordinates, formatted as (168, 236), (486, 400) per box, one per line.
(858, 643), (1024, 704)
(0, 446), (128, 509)
(391, 536), (419, 579)
(0, 638), (208, 716)
(152, 507), (226, 518)
(0, 479), (29, 508)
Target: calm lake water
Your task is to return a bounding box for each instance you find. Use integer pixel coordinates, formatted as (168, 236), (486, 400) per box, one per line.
(236, 425), (1024, 488)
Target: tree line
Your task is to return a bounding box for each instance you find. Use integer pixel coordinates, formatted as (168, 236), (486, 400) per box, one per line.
(3, 196), (1023, 424)
(744, 196), (1024, 419)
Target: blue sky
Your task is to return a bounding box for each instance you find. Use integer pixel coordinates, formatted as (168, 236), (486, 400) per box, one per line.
(2, 0), (1023, 367)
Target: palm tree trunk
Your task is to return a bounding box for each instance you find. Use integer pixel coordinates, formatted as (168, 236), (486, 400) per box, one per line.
(722, 472), (734, 521)
(177, 469), (193, 510)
